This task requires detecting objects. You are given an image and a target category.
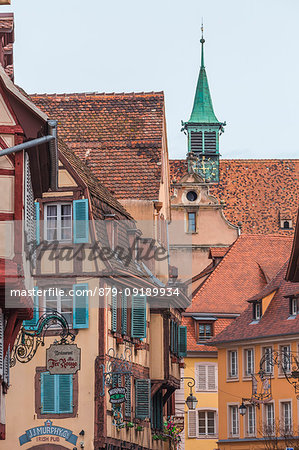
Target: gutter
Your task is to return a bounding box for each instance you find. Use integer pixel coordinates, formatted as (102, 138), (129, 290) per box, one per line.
(0, 120), (58, 191)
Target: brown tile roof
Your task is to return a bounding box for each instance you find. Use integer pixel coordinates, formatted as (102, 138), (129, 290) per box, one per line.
(209, 247), (229, 259)
(58, 139), (133, 220)
(170, 159), (299, 235)
(30, 92), (165, 200)
(211, 263), (299, 344)
(183, 316), (234, 352)
(187, 234), (293, 315)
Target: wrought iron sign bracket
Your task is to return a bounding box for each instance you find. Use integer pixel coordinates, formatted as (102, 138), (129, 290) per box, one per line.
(10, 311), (75, 367)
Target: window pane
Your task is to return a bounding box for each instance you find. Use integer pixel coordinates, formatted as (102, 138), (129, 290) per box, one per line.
(198, 412), (206, 435)
(188, 213), (196, 232)
(207, 412), (215, 434)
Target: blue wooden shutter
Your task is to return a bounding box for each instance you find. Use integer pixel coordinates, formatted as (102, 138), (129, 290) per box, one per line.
(41, 372), (56, 414)
(111, 288), (117, 332)
(131, 295), (146, 339)
(174, 322), (178, 355)
(152, 390), (163, 430)
(73, 199), (89, 243)
(135, 379), (151, 419)
(73, 283), (89, 329)
(170, 320), (174, 353)
(35, 202), (40, 245)
(58, 374), (73, 413)
(121, 292), (127, 335)
(178, 326), (187, 357)
(23, 287), (39, 330)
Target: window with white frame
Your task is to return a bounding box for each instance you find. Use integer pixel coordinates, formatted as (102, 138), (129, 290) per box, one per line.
(195, 363), (217, 392)
(198, 411), (216, 437)
(228, 350), (238, 378)
(246, 405), (256, 436)
(281, 401), (292, 433)
(280, 345), (291, 373)
(263, 347), (273, 374)
(188, 409), (218, 438)
(244, 348), (254, 377)
(45, 203), (72, 241)
(229, 405), (239, 437)
(45, 287), (73, 326)
(264, 402), (275, 434)
(290, 297), (297, 316)
(253, 302), (261, 320)
(187, 212), (196, 233)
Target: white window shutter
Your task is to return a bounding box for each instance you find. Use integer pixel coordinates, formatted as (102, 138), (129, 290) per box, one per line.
(0, 314), (4, 378)
(188, 409), (198, 438)
(197, 365), (207, 391)
(207, 365), (216, 391)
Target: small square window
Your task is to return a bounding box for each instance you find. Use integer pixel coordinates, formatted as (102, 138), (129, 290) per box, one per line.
(198, 323), (213, 341)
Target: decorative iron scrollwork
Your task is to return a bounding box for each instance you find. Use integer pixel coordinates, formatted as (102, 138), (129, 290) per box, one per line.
(260, 350), (299, 397)
(10, 311), (75, 367)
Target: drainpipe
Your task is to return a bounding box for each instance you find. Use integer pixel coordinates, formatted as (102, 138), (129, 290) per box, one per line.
(0, 119), (58, 191)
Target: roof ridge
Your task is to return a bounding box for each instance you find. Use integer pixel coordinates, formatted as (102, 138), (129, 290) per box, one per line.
(169, 158), (299, 162)
(30, 91), (164, 98)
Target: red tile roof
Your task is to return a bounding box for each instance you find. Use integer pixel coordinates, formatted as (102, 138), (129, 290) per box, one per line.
(170, 159), (299, 235)
(187, 234), (293, 315)
(30, 92), (165, 200)
(209, 247), (229, 259)
(212, 262), (299, 344)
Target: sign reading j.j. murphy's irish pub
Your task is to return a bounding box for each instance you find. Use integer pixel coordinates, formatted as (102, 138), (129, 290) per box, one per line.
(46, 343), (81, 374)
(19, 420), (78, 446)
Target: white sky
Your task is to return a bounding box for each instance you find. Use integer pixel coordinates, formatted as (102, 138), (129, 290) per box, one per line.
(2, 0), (299, 159)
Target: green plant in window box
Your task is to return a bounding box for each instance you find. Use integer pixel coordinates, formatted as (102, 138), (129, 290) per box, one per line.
(126, 422), (134, 429)
(136, 425), (143, 432)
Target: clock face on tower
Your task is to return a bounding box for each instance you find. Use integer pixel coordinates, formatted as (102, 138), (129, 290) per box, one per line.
(194, 155), (219, 182)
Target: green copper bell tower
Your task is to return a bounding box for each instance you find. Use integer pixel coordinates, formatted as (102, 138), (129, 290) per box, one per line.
(182, 29), (225, 182)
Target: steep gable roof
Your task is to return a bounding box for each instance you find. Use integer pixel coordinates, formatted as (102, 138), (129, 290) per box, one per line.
(30, 92), (165, 200)
(170, 159), (299, 235)
(188, 234), (293, 315)
(212, 263), (299, 345)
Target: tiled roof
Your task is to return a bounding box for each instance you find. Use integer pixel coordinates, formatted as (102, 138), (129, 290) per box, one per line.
(58, 139), (132, 220)
(30, 92), (165, 200)
(183, 316), (234, 352)
(187, 234), (293, 315)
(170, 159), (299, 235)
(211, 263), (299, 344)
(209, 247), (229, 259)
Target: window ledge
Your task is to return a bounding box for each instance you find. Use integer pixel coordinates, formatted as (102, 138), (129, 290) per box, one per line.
(226, 377), (239, 382)
(287, 315), (297, 320)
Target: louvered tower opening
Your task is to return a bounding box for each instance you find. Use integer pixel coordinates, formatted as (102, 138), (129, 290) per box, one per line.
(204, 131), (217, 152)
(190, 131), (203, 152)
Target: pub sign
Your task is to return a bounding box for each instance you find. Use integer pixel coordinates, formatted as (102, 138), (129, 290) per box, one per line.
(46, 344), (81, 374)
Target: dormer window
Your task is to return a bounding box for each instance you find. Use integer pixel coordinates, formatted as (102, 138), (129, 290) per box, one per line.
(290, 297), (298, 316)
(253, 302), (261, 321)
(199, 323), (212, 341)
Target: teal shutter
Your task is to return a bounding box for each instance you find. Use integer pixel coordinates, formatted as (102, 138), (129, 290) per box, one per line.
(178, 326), (187, 357)
(111, 288), (117, 332)
(35, 202), (40, 245)
(121, 292), (127, 335)
(73, 199), (89, 243)
(41, 372), (55, 414)
(174, 322), (178, 355)
(73, 283), (89, 329)
(58, 374), (73, 413)
(135, 379), (151, 419)
(23, 287), (39, 330)
(124, 374), (131, 418)
(152, 390), (163, 430)
(131, 295), (146, 339)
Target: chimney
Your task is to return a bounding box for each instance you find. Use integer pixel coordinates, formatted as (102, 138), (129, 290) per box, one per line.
(0, 12), (14, 81)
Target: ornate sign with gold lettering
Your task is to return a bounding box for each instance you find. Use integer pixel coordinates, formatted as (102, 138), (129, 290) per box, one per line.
(46, 344), (81, 374)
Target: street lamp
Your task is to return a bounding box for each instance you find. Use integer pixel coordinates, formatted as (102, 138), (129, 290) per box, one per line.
(181, 377), (198, 410)
(239, 402), (247, 416)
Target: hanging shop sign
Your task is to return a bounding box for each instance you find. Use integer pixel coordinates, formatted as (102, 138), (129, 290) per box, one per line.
(108, 387), (127, 404)
(19, 420), (78, 446)
(46, 343), (81, 374)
